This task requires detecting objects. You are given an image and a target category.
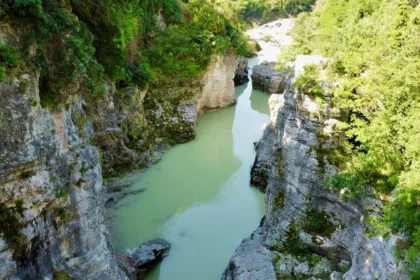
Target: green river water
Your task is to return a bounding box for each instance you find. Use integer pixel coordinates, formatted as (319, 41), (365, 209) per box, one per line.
(108, 56), (271, 280)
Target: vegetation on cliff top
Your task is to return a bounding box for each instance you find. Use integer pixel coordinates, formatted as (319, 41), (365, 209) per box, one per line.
(283, 0), (420, 277)
(0, 0), (250, 106)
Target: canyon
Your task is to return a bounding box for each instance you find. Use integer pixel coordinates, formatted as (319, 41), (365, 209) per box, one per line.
(0, 5), (413, 280)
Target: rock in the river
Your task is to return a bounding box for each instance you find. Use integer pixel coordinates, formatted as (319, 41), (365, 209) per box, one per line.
(105, 187), (145, 208)
(117, 239), (171, 279)
(251, 62), (290, 93)
(234, 58), (249, 86)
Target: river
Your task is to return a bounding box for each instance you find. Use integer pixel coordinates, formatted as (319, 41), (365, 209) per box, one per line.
(108, 19), (288, 280)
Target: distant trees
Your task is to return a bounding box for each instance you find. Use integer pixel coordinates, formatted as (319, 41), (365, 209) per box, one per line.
(211, 0), (316, 25)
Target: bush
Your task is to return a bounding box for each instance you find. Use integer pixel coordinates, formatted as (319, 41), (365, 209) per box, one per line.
(293, 64), (325, 102)
(0, 43), (20, 82)
(0, 66), (5, 82)
(0, 43), (19, 67)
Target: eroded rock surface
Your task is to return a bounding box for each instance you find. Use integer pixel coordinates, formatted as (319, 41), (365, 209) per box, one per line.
(90, 54), (238, 178)
(197, 54), (237, 113)
(0, 73), (126, 280)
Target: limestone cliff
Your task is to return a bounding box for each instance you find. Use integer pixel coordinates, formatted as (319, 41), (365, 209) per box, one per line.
(197, 54), (237, 113)
(223, 56), (407, 280)
(0, 73), (126, 279)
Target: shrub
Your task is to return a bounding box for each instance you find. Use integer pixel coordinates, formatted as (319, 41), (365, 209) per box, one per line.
(293, 64), (325, 102)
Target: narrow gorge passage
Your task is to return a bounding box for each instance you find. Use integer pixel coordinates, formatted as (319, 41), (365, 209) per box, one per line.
(107, 48), (278, 279)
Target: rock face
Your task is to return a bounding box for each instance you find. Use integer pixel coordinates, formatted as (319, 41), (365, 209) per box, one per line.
(223, 56), (407, 280)
(251, 62), (290, 93)
(197, 53), (237, 113)
(0, 73), (126, 279)
(117, 239), (171, 279)
(234, 58), (249, 86)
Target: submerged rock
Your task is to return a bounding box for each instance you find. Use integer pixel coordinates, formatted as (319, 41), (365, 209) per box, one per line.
(105, 188), (145, 208)
(117, 239), (171, 279)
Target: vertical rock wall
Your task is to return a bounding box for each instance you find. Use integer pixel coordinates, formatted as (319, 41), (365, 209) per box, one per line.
(197, 54), (237, 113)
(0, 73), (126, 279)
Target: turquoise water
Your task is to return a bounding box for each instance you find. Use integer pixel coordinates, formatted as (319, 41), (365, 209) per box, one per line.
(108, 57), (270, 280)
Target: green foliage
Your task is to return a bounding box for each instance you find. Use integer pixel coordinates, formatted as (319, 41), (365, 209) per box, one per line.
(146, 0), (249, 85)
(293, 64), (325, 103)
(0, 42), (20, 82)
(2, 0), (107, 107)
(275, 193), (285, 208)
(0, 43), (19, 67)
(0, 200), (25, 259)
(287, 1), (420, 277)
(53, 271), (73, 280)
(0, 66), (5, 82)
(2, 0), (248, 105)
(162, 0), (182, 24)
(56, 188), (68, 199)
(211, 0), (316, 26)
(302, 209), (337, 238)
(122, 57), (154, 88)
(276, 147), (284, 177)
(281, 220), (310, 257)
(326, 173), (365, 200)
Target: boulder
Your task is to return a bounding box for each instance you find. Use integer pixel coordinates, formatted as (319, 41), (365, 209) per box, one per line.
(234, 58), (249, 86)
(117, 239), (171, 279)
(251, 62), (290, 93)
